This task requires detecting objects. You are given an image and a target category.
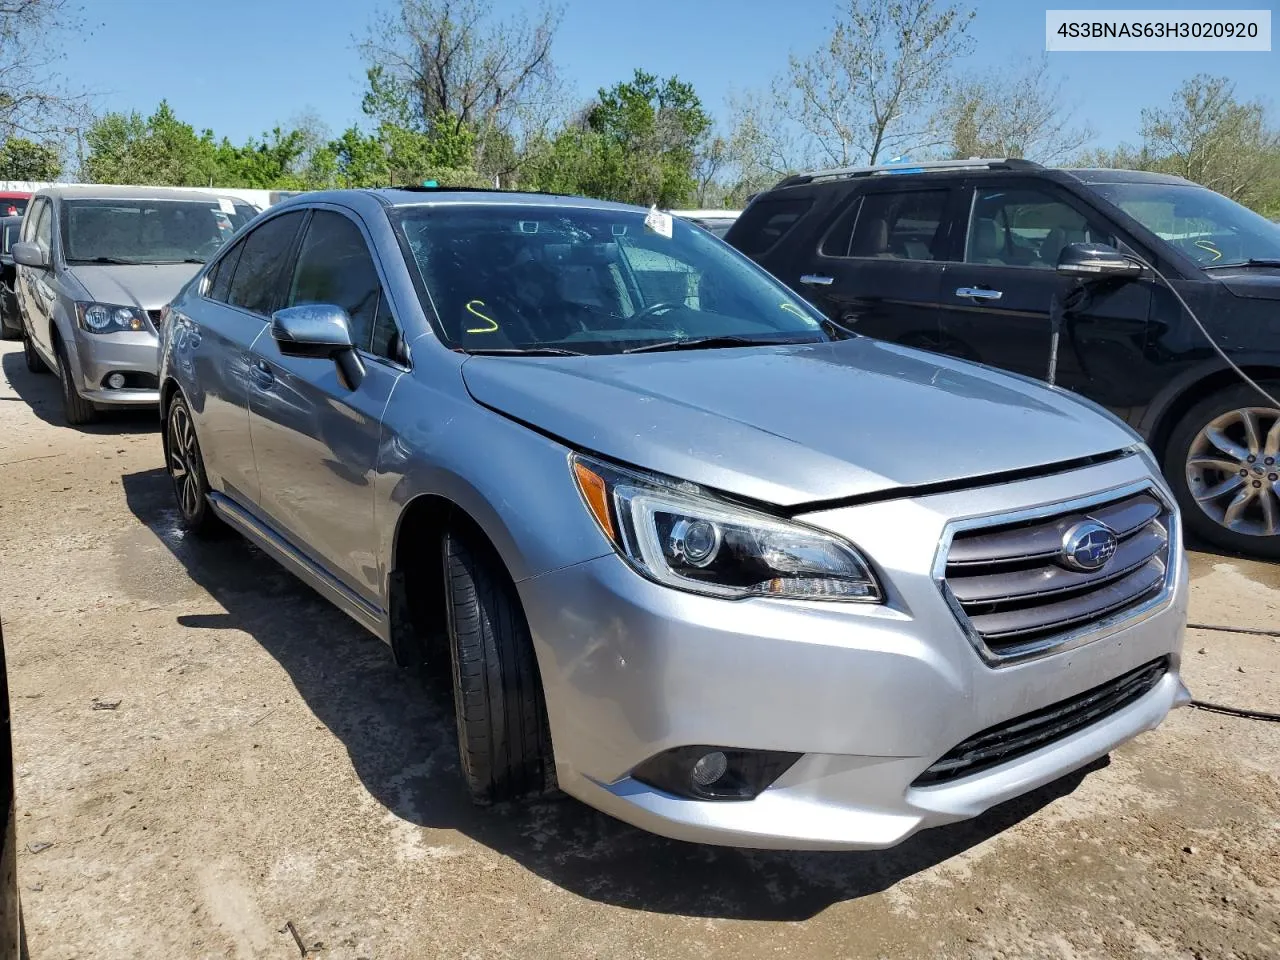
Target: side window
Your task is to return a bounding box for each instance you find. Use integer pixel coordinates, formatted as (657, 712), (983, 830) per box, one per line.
(21, 198), (46, 243)
(225, 210), (305, 316)
(729, 197), (812, 256)
(966, 187), (1112, 269)
(206, 240), (243, 303)
(850, 190), (948, 261)
(820, 197), (863, 257)
(33, 200), (52, 254)
(286, 210), (386, 355)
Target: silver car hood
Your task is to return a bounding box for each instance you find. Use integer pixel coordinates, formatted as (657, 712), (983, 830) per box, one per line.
(66, 263), (201, 310)
(461, 338), (1139, 507)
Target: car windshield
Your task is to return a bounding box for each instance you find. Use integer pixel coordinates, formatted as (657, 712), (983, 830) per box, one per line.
(60, 198), (257, 265)
(395, 205), (827, 355)
(1091, 181), (1280, 268)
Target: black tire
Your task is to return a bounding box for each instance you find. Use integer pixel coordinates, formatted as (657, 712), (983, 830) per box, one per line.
(0, 317), (18, 341)
(442, 530), (554, 805)
(21, 326), (47, 373)
(53, 340), (97, 425)
(1163, 380), (1280, 559)
(165, 393), (223, 536)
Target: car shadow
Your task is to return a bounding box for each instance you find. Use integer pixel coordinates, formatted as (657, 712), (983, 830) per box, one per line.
(120, 465), (1105, 921)
(1, 351), (158, 434)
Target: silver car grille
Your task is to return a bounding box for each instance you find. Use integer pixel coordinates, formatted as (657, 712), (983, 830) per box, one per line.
(939, 485), (1174, 664)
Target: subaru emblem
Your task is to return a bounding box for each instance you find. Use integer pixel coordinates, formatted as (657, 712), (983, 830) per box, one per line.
(1061, 521), (1118, 572)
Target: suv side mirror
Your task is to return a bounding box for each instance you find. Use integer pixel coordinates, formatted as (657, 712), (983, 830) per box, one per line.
(11, 241), (48, 269)
(270, 303), (365, 389)
(1056, 242), (1142, 280)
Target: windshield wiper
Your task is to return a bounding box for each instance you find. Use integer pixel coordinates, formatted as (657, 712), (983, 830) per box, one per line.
(623, 334), (822, 354)
(460, 346), (586, 357)
(1206, 258), (1280, 269)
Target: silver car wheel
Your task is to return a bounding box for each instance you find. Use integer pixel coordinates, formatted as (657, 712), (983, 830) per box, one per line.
(1186, 405), (1280, 537)
(167, 402), (201, 519)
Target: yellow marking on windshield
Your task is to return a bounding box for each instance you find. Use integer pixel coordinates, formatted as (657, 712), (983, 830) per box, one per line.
(465, 299), (499, 333)
(1194, 240), (1223, 261)
(779, 302), (811, 322)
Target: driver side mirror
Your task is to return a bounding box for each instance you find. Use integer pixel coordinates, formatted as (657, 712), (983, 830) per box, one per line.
(1056, 242), (1142, 280)
(11, 241), (48, 269)
(270, 303), (365, 389)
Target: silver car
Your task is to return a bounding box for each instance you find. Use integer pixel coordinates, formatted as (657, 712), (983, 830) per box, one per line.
(158, 189), (1189, 850)
(13, 185), (258, 424)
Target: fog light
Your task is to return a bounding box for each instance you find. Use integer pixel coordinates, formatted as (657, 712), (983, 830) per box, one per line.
(691, 751), (727, 787)
(106, 373), (126, 389)
(631, 745), (801, 801)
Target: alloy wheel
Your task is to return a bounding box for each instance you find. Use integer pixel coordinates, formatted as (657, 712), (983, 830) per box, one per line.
(168, 402), (202, 519)
(1186, 405), (1280, 537)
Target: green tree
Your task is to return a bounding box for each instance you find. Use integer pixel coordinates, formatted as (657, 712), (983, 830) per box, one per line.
(0, 137), (62, 180)
(82, 101), (219, 186)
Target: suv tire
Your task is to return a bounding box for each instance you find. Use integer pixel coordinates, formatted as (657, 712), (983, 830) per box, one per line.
(443, 530), (554, 805)
(1164, 381), (1280, 558)
(54, 340), (97, 425)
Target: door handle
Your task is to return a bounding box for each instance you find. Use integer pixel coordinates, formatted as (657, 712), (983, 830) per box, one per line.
(249, 358), (274, 387)
(800, 274), (834, 286)
(956, 287), (1003, 301)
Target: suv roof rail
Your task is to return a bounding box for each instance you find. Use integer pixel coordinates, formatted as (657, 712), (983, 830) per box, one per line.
(775, 157), (1043, 188)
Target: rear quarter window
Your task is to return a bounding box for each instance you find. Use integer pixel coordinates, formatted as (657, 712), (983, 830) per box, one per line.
(727, 197), (813, 256)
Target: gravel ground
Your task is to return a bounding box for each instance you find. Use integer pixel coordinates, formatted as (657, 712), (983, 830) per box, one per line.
(0, 340), (1276, 960)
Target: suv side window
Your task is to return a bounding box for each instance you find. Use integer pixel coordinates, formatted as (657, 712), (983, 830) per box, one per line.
(730, 197), (812, 256)
(966, 187), (1111, 269)
(848, 190), (948, 260)
(225, 210), (306, 316)
(206, 240), (244, 303)
(32, 200), (52, 256)
(286, 210), (390, 356)
(22, 198), (46, 243)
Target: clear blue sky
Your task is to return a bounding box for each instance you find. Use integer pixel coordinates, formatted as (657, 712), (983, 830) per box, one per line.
(62, 0), (1278, 150)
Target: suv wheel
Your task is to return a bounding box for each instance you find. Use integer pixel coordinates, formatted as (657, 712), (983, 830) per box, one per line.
(21, 327), (47, 374)
(1164, 381), (1280, 558)
(442, 529), (554, 804)
(54, 340), (97, 425)
(165, 394), (221, 535)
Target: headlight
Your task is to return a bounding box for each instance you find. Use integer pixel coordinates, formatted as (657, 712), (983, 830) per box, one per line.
(570, 453), (882, 602)
(75, 302), (147, 334)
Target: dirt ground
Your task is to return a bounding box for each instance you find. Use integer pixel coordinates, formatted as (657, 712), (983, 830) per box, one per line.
(0, 340), (1276, 960)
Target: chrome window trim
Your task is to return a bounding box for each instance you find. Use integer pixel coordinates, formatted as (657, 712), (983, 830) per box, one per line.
(932, 477), (1180, 668)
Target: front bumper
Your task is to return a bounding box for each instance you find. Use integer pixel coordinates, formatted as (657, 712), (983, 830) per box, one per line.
(68, 327), (159, 406)
(519, 454), (1188, 850)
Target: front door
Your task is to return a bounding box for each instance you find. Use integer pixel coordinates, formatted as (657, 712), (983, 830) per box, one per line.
(248, 207), (406, 608)
(16, 198), (54, 357)
(792, 184), (959, 350)
(937, 180), (1154, 409)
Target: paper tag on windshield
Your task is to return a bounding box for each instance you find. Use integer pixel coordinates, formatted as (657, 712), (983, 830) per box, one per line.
(217, 197), (235, 214)
(644, 206), (673, 239)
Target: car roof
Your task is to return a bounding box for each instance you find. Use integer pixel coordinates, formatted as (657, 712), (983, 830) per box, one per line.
(0, 191), (30, 199)
(35, 184), (234, 202)
(668, 209), (742, 219)
(1064, 168), (1195, 186)
(273, 187), (651, 216)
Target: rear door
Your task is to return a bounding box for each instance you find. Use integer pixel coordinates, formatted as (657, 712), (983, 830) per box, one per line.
(937, 179), (1153, 406)
(790, 182), (962, 348)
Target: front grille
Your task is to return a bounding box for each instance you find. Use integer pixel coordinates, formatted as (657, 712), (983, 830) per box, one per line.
(941, 488), (1172, 661)
(913, 656), (1169, 787)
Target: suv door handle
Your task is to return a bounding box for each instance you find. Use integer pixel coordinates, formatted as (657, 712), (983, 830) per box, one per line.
(956, 286), (1003, 300)
(800, 274), (834, 286)
(249, 358), (274, 387)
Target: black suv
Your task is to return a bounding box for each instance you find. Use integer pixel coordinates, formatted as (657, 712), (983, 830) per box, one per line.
(726, 158), (1280, 558)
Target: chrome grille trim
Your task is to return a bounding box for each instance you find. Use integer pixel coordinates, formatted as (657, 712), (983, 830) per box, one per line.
(934, 479), (1179, 667)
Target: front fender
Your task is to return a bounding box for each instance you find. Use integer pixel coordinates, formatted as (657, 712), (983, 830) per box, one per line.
(1137, 351), (1280, 442)
(375, 358), (612, 594)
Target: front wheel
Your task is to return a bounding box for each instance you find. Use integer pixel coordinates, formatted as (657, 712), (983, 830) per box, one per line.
(1164, 381), (1280, 558)
(165, 394), (222, 535)
(442, 530), (554, 805)
(54, 340), (97, 425)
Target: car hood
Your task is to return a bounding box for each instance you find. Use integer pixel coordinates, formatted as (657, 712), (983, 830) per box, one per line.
(1215, 269), (1280, 301)
(461, 338), (1139, 507)
(65, 263), (201, 310)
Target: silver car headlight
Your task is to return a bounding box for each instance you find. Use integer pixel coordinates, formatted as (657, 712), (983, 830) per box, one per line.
(570, 453), (881, 602)
(75, 301), (148, 334)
